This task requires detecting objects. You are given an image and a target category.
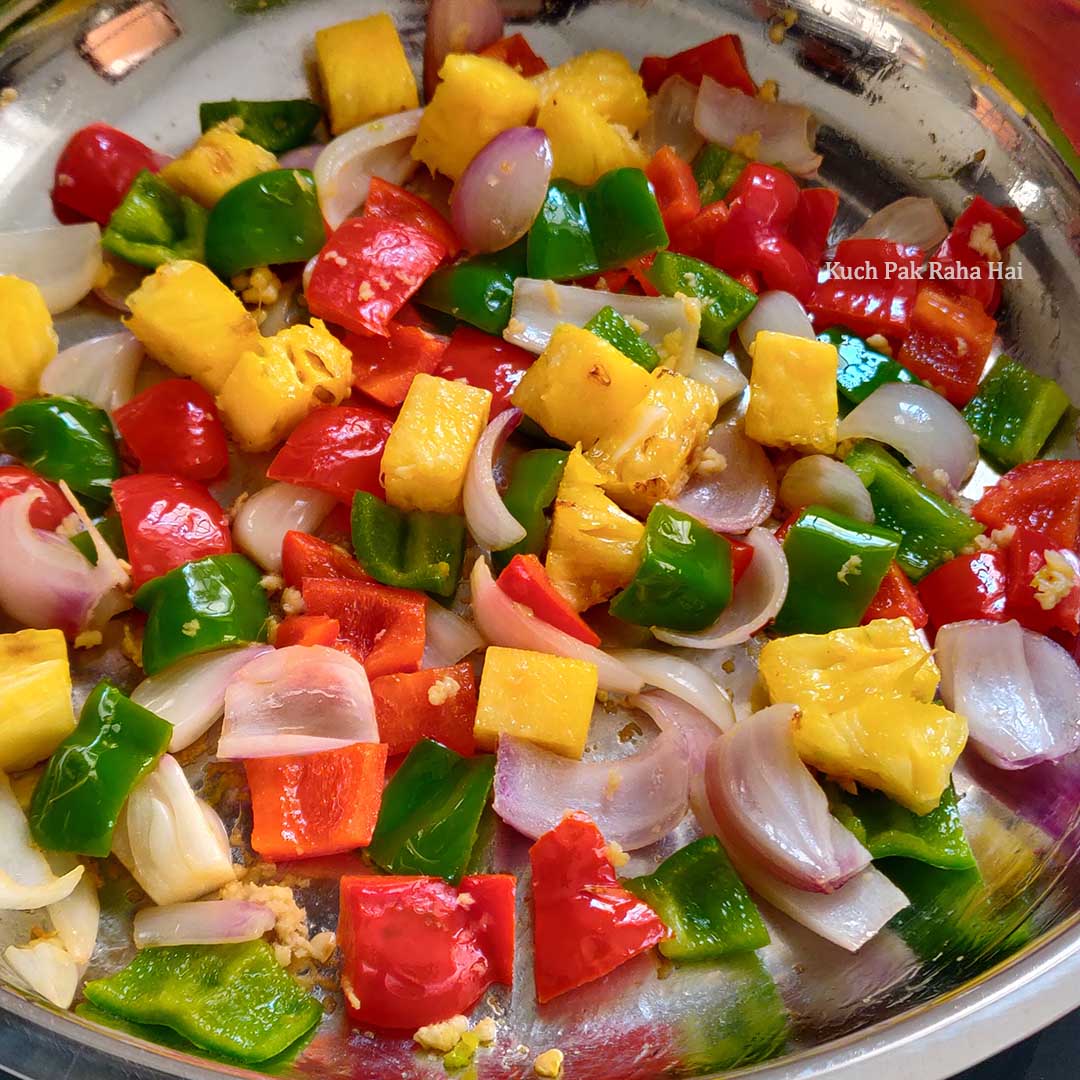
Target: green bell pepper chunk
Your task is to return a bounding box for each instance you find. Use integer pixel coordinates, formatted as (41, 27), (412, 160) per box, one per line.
(102, 170), (208, 269)
(70, 514), (127, 565)
(491, 448), (568, 574)
(647, 251), (758, 354)
(692, 144), (748, 205)
(29, 681), (171, 857)
(625, 836), (769, 961)
(526, 180), (598, 280)
(610, 504), (733, 631)
(134, 554), (269, 675)
(826, 781), (976, 869)
(584, 305), (662, 371)
(844, 441), (983, 580)
(773, 505), (901, 635)
(204, 169), (326, 280)
(199, 99), (323, 153)
(351, 491), (466, 598)
(817, 326), (922, 405)
(0, 395), (120, 503)
(962, 355), (1070, 470)
(82, 942), (322, 1064)
(367, 738), (495, 884)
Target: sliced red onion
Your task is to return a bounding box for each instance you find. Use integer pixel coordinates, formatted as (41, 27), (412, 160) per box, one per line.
(278, 143), (326, 171)
(39, 330), (143, 412)
(936, 619), (1080, 769)
(45, 853), (99, 966)
(779, 455), (875, 523)
(452, 128), (553, 254)
(838, 383), (978, 492)
(133, 900), (276, 948)
(424, 0), (504, 98)
(683, 349), (747, 406)
(314, 108), (423, 230)
(0, 222), (102, 314)
(131, 644), (274, 753)
(666, 421), (777, 534)
(1, 939), (79, 1008)
(464, 408), (527, 550)
(850, 196), (948, 252)
(218, 644), (378, 759)
(611, 650), (733, 732)
(493, 732), (689, 850)
(704, 704), (872, 892)
(93, 255), (146, 313)
(640, 75), (704, 162)
(694, 77), (822, 177)
(736, 290), (815, 353)
(470, 559), (643, 695)
(233, 482), (335, 573)
(423, 600), (485, 668)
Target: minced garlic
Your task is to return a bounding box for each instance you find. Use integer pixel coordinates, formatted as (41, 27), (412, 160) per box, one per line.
(0, 87), (18, 106)
(427, 674), (462, 706)
(219, 879), (334, 968)
(73, 630), (103, 649)
(732, 131), (762, 159)
(605, 841), (629, 869)
(968, 222), (1002, 263)
(1032, 549), (1077, 610)
(865, 333), (892, 356)
(474, 1017), (497, 1044)
(260, 573), (284, 593)
(281, 586), (305, 616)
(757, 79), (779, 103)
(534, 1048), (565, 1078)
(233, 266), (282, 306)
(413, 1015), (470, 1054)
(180, 619), (201, 637)
(836, 555), (862, 583)
(695, 447), (727, 476)
(543, 280), (562, 315)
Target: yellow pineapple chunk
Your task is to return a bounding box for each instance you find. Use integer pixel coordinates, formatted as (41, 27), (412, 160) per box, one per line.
(534, 50), (649, 133)
(0, 629), (75, 772)
(537, 97), (647, 186)
(161, 122), (278, 207)
(0, 276), (58, 399)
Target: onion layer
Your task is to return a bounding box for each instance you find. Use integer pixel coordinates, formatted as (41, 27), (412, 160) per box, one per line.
(233, 482), (335, 573)
(611, 650), (733, 732)
(779, 455), (875, 523)
(2, 939), (79, 1008)
(850, 196), (949, 252)
(424, 0), (504, 98)
(683, 349), (747, 406)
(45, 853), (99, 966)
(133, 900), (276, 949)
(423, 600), (485, 668)
(39, 330), (143, 412)
(464, 408), (527, 550)
(0, 223), (102, 314)
(640, 76), (704, 162)
(736, 290), (815, 352)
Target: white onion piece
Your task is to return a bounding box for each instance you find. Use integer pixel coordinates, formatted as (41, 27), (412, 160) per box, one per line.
(39, 330), (143, 412)
(452, 128), (553, 254)
(694, 77), (822, 177)
(493, 732), (689, 850)
(779, 455), (875, 523)
(736, 291), (815, 353)
(131, 644), (274, 753)
(683, 349), (747, 406)
(667, 422), (777, 534)
(705, 704), (871, 892)
(278, 143), (325, 170)
(93, 255), (146, 313)
(838, 384), (978, 491)
(424, 0), (503, 98)
(233, 482), (335, 573)
(2, 939), (79, 1008)
(640, 75), (704, 161)
(133, 900), (275, 949)
(112, 756), (235, 906)
(423, 600), (485, 668)
(470, 559), (643, 694)
(611, 650), (733, 732)
(0, 223), (102, 314)
(850, 196), (948, 252)
(654, 526), (789, 649)
(314, 108), (423, 230)
(45, 853), (98, 966)
(464, 408), (527, 550)
(936, 620), (1080, 769)
(218, 644), (378, 759)
(505, 278), (702, 372)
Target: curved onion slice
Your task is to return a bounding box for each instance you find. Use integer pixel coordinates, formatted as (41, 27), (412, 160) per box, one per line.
(131, 644), (274, 753)
(0, 223), (102, 314)
(423, 600), (485, 668)
(704, 704), (871, 892)
(695, 77), (822, 177)
(464, 408), (527, 550)
(850, 196), (949, 252)
(424, 0), (504, 97)
(683, 349), (747, 406)
(218, 644), (378, 759)
(470, 559), (643, 694)
(113, 756), (235, 906)
(314, 108), (423, 230)
(736, 290), (815, 352)
(611, 650), (733, 732)
(39, 330), (143, 412)
(779, 455), (875, 523)
(2, 939), (79, 1008)
(936, 619), (1080, 769)
(654, 527), (789, 649)
(640, 75), (704, 161)
(667, 422), (776, 534)
(45, 853), (99, 966)
(133, 900), (275, 949)
(494, 732), (689, 850)
(278, 143), (326, 170)
(233, 482), (335, 573)
(452, 128), (553, 254)
(93, 255), (146, 313)
(838, 383), (978, 491)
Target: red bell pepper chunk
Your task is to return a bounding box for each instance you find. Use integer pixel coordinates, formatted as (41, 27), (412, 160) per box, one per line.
(480, 32), (549, 76)
(624, 254), (661, 296)
(306, 217), (447, 338)
(896, 287), (996, 407)
(245, 742), (388, 862)
(576, 268), (633, 293)
(497, 554), (601, 646)
(530, 812), (668, 1004)
(918, 550), (1008, 632)
(773, 506), (804, 543)
(267, 404), (394, 504)
(727, 536), (755, 585)
(370, 662), (478, 757)
(668, 201), (730, 261)
(112, 474), (231, 590)
(348, 323), (449, 408)
(790, 187), (839, 271)
(113, 379), (229, 482)
(973, 461), (1080, 551)
(645, 146), (702, 234)
(302, 576), (426, 679)
(1003, 527), (1080, 636)
(861, 562), (928, 629)
(274, 613), (341, 648)
(0, 466), (71, 530)
(363, 176), (461, 259)
(281, 530), (369, 590)
(639, 34), (756, 96)
(435, 326), (533, 416)
(0, 386), (14, 413)
(338, 873), (515, 1029)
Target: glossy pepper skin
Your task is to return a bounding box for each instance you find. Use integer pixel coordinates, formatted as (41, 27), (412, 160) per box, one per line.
(134, 554), (269, 675)
(0, 395), (120, 504)
(364, 176), (460, 258)
(417, 239), (527, 336)
(204, 169), (326, 280)
(610, 505), (733, 632)
(918, 550), (1008, 632)
(862, 561), (928, 629)
(280, 530), (369, 589)
(497, 554), (601, 645)
(584, 305), (662, 371)
(0, 465), (70, 529)
(692, 144), (748, 205)
(818, 326), (922, 405)
(371, 663), (478, 757)
(491, 448), (568, 573)
(349, 323), (448, 408)
(198, 99), (323, 153)
(480, 32), (549, 76)
(639, 34), (756, 94)
(29, 681), (171, 857)
(972, 460), (1080, 551)
(435, 325), (534, 416)
(102, 170), (208, 269)
(82, 941), (322, 1063)
(645, 146), (701, 233)
(1002, 527), (1080, 636)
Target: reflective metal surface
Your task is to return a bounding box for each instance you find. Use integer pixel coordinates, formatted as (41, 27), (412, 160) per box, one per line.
(4, 0), (1080, 1077)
